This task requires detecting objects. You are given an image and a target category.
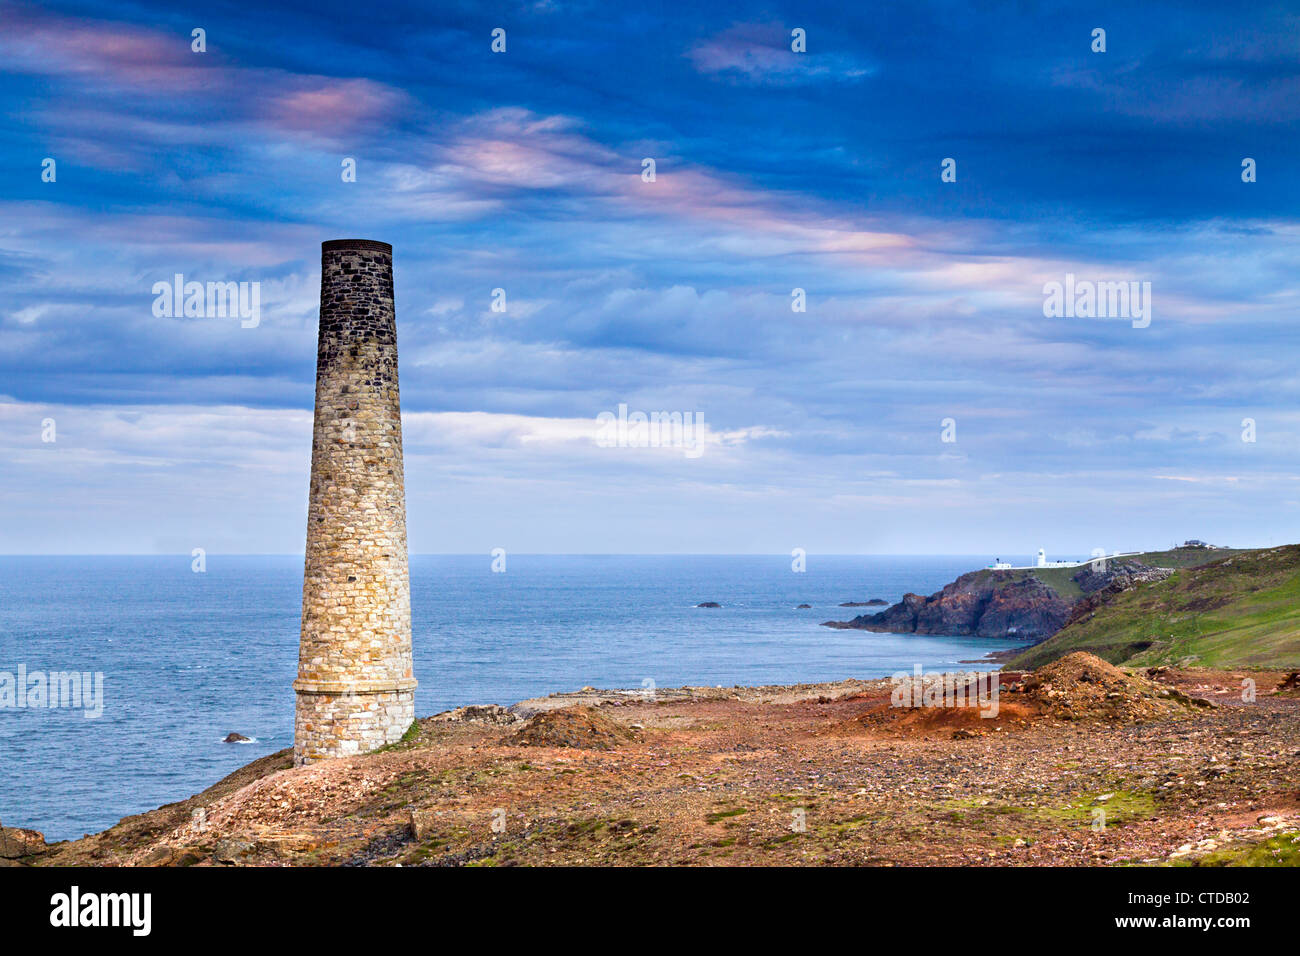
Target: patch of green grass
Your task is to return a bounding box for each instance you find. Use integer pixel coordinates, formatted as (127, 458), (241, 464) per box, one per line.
(374, 720), (423, 753)
(1172, 832), (1300, 867)
(1126, 547), (1250, 570)
(940, 790), (1156, 829)
(762, 833), (799, 849)
(1021, 567), (1085, 600)
(817, 814), (874, 836)
(705, 807), (748, 824)
(564, 817), (611, 837)
(975, 567), (1084, 600)
(1051, 790), (1156, 827)
(400, 841), (447, 865)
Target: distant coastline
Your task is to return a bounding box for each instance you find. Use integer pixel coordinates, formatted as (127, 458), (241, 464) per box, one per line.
(821, 545), (1243, 646)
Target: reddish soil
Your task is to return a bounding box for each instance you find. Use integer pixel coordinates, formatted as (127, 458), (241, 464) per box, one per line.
(20, 661), (1300, 867)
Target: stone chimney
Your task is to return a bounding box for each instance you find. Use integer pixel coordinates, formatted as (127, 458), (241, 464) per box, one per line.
(293, 239), (415, 765)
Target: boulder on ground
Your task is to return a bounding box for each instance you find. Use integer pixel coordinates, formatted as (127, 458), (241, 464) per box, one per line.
(410, 809), (439, 841)
(0, 822), (46, 859)
(212, 838), (255, 864)
(140, 845), (177, 866)
(433, 704), (517, 725)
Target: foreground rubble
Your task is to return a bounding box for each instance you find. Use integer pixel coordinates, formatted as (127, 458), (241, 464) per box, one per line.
(21, 661), (1300, 867)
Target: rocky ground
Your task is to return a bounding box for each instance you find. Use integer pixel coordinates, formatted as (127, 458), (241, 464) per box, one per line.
(11, 656), (1300, 867)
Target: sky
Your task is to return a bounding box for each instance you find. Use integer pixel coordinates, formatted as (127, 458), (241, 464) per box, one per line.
(1, 0), (1299, 555)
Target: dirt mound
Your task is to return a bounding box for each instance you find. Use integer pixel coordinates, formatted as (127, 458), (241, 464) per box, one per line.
(833, 655), (1213, 738)
(1014, 652), (1210, 721)
(830, 672), (1041, 739)
(505, 706), (637, 750)
(1030, 652), (1134, 686)
(847, 698), (1041, 738)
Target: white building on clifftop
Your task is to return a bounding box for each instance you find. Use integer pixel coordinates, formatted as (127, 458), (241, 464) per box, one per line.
(1035, 548), (1077, 568)
(987, 548), (1139, 571)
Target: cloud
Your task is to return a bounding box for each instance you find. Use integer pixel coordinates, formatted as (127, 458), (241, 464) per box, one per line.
(404, 409), (782, 460)
(264, 79), (404, 133)
(0, 2), (411, 148)
(687, 22), (876, 86)
(0, 4), (207, 90)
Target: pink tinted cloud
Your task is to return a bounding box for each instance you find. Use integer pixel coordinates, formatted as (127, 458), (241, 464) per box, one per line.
(419, 108), (915, 262)
(438, 109), (625, 191)
(0, 4), (210, 90)
(264, 78), (406, 135)
(0, 2), (407, 142)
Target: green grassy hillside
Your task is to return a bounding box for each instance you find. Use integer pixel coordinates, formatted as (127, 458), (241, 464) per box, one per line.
(984, 547), (1245, 601)
(1005, 546), (1300, 671)
(1119, 546), (1248, 569)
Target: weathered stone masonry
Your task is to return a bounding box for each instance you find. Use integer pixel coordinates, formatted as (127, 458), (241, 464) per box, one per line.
(294, 239), (415, 765)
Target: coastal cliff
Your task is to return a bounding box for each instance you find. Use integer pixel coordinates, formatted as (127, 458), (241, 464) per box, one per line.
(822, 569), (1076, 640)
(822, 549), (1231, 642)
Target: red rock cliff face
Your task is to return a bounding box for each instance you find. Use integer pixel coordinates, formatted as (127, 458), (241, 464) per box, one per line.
(823, 571), (1071, 641)
(822, 561), (1174, 642)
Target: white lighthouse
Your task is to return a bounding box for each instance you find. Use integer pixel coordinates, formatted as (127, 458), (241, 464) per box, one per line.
(1035, 548), (1079, 568)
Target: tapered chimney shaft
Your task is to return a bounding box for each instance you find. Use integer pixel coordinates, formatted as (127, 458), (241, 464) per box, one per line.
(293, 239), (415, 765)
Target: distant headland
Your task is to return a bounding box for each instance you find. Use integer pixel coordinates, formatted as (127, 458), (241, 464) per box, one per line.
(822, 543), (1242, 645)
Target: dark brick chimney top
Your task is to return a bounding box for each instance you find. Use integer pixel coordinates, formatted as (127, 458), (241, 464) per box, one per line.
(321, 239), (392, 254)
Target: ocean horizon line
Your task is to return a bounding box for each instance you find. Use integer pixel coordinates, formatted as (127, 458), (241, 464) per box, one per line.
(0, 554), (1107, 561)
(0, 549), (1220, 558)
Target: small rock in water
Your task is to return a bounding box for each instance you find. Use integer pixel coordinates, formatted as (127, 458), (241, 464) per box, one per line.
(223, 732), (252, 743)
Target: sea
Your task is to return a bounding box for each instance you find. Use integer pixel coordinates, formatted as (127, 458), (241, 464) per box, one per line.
(0, 553), (1030, 842)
